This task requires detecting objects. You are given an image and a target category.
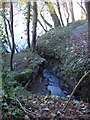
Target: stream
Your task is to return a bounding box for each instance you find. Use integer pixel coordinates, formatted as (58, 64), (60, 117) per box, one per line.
(43, 67), (69, 98)
(27, 63), (75, 99)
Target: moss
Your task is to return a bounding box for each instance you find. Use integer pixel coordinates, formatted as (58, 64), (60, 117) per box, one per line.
(37, 20), (86, 62)
(12, 68), (33, 85)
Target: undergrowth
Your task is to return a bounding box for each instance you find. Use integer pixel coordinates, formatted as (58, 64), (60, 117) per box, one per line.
(63, 50), (90, 81)
(2, 68), (25, 119)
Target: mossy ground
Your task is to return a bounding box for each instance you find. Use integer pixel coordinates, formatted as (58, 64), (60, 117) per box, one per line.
(37, 20), (85, 61)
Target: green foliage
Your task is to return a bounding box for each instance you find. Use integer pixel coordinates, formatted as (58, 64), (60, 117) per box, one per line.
(13, 68), (33, 85)
(63, 50), (90, 81)
(0, 24), (7, 53)
(37, 20), (85, 60)
(2, 96), (25, 119)
(0, 9), (8, 17)
(2, 69), (19, 97)
(68, 20), (85, 30)
(2, 68), (26, 119)
(23, 2), (32, 19)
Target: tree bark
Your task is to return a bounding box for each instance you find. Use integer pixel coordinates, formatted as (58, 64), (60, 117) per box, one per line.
(27, 2), (30, 48)
(31, 2), (37, 51)
(56, 0), (64, 27)
(87, 2), (90, 58)
(40, 12), (52, 28)
(45, 0), (61, 27)
(10, 2), (15, 71)
(85, 2), (90, 57)
(77, 1), (87, 19)
(69, 0), (75, 21)
(37, 19), (47, 32)
(5, 16), (18, 53)
(63, 1), (70, 26)
(82, 1), (90, 103)
(2, 2), (12, 51)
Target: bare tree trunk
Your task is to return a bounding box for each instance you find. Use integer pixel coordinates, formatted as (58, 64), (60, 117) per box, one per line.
(45, 0), (61, 27)
(63, 1), (70, 26)
(14, 44), (19, 53)
(5, 16), (18, 53)
(2, 2), (12, 51)
(56, 0), (64, 27)
(69, 0), (75, 21)
(85, 2), (90, 58)
(27, 2), (30, 48)
(31, 2), (37, 52)
(82, 1), (90, 103)
(77, 1), (87, 19)
(87, 2), (90, 58)
(37, 19), (47, 32)
(10, 2), (15, 71)
(40, 12), (52, 28)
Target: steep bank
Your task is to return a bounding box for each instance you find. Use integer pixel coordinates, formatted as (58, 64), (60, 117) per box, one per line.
(37, 20), (86, 61)
(37, 20), (90, 100)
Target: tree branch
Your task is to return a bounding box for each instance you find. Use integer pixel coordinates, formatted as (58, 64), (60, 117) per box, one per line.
(77, 2), (87, 18)
(62, 70), (90, 112)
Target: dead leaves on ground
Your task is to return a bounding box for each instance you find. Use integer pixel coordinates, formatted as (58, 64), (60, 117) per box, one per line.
(14, 95), (90, 119)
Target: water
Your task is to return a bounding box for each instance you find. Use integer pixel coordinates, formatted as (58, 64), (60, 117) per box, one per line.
(43, 68), (66, 97)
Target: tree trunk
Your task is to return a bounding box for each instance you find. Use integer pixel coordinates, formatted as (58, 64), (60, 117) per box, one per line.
(31, 2), (37, 51)
(69, 0), (75, 21)
(27, 2), (30, 48)
(82, 2), (90, 103)
(40, 12), (52, 28)
(45, 0), (61, 27)
(77, 1), (87, 19)
(10, 2), (15, 71)
(37, 19), (47, 32)
(87, 2), (90, 58)
(2, 2), (12, 51)
(56, 0), (64, 27)
(63, 1), (70, 26)
(5, 16), (18, 53)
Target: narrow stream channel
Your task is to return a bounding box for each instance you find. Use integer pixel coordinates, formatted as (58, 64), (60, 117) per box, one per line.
(43, 67), (67, 98)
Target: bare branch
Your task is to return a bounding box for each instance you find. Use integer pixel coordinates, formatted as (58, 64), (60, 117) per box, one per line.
(77, 2), (87, 17)
(62, 70), (90, 112)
